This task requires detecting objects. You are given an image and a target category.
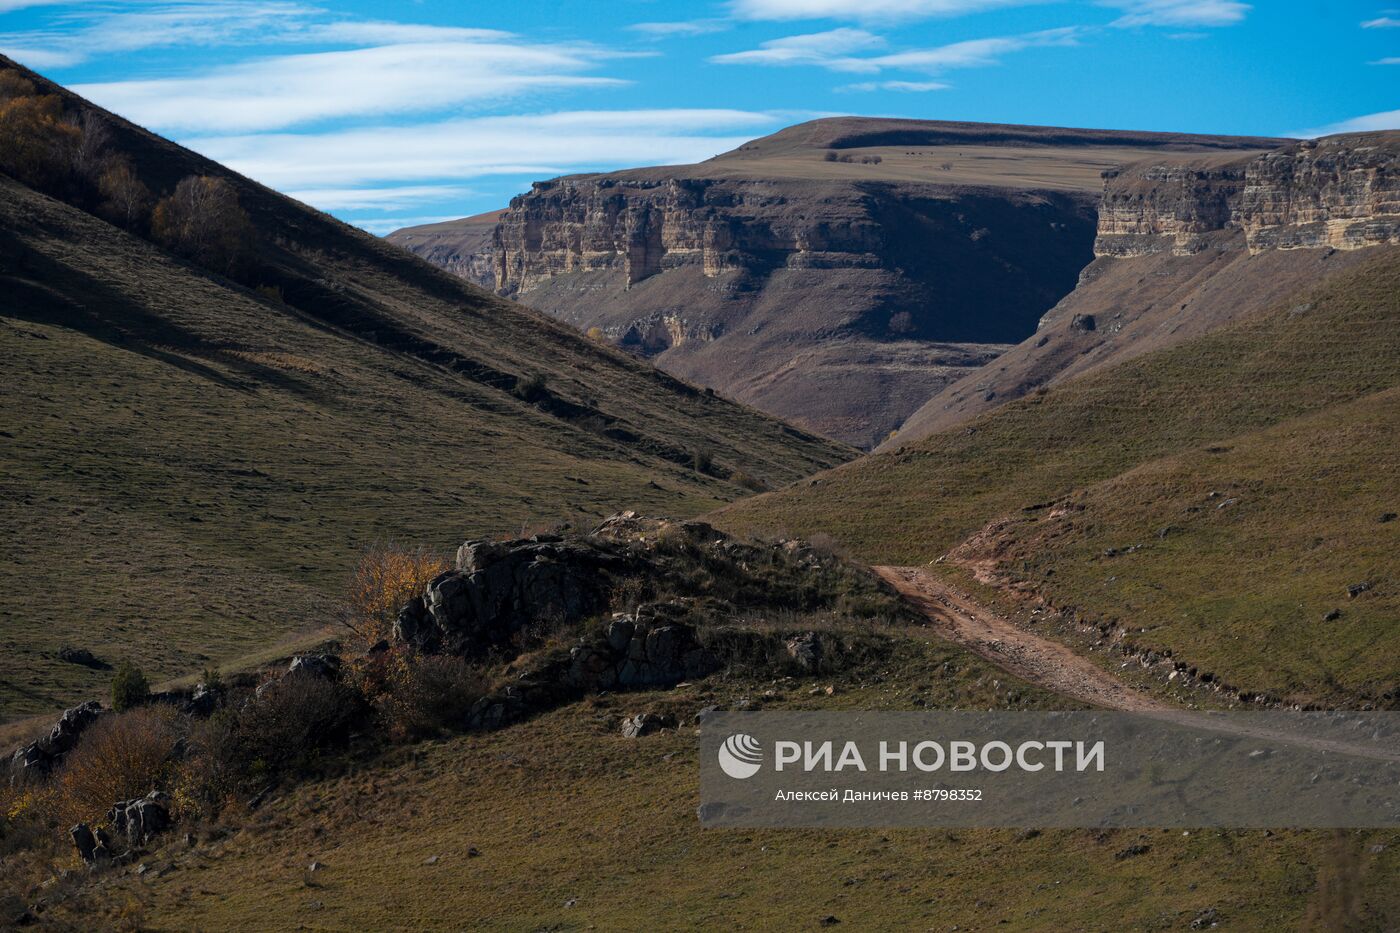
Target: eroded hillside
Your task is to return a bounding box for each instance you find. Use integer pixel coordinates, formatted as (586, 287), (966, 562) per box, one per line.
(391, 118), (1286, 447)
(892, 132), (1400, 443)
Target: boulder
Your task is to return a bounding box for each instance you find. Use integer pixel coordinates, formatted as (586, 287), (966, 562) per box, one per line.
(185, 681), (220, 717)
(785, 632), (823, 673)
(287, 654), (341, 680)
(621, 712), (675, 738)
(395, 536), (636, 658)
(107, 791), (172, 849)
(57, 647), (108, 669)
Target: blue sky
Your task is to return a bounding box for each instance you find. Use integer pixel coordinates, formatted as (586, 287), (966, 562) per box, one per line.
(1, 0), (1395, 232)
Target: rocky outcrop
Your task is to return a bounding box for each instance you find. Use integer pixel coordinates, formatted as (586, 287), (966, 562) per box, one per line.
(1241, 134), (1400, 251)
(1094, 161), (1249, 257)
(460, 603), (719, 731)
(10, 700), (106, 779)
(70, 791), (173, 866)
(394, 534), (637, 657)
(492, 176), (885, 294)
(1094, 132), (1400, 258)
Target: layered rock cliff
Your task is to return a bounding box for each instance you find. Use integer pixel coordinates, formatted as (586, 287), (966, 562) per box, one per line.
(1093, 132), (1400, 258)
(890, 131), (1400, 446)
(391, 118), (1289, 447)
(485, 175), (1096, 446)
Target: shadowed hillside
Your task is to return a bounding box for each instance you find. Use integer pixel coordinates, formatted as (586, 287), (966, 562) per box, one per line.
(0, 57), (850, 718)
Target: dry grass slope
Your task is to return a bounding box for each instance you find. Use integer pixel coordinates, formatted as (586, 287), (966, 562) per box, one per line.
(0, 58), (850, 718)
(718, 247), (1400, 704)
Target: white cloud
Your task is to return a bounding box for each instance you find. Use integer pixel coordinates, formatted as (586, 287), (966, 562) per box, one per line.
(710, 27), (884, 65)
(283, 185), (475, 212)
(1104, 1), (1249, 28)
(838, 79), (949, 90)
(713, 26), (1077, 74)
(0, 2), (316, 66)
(186, 109), (783, 190)
(628, 20), (731, 37)
(1373, 56), (1400, 64)
(0, 0), (83, 11)
(74, 40), (628, 133)
(1292, 108), (1400, 138)
(728, 0), (1042, 21)
(353, 215), (464, 235)
(1361, 16), (1400, 28)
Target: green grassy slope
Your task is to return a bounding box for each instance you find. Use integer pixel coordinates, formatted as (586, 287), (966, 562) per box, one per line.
(964, 388), (1399, 704)
(0, 64), (849, 718)
(718, 246), (1400, 703)
(94, 684), (1396, 931)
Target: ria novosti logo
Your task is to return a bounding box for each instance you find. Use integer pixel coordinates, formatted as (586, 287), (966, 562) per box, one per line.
(718, 733), (763, 779)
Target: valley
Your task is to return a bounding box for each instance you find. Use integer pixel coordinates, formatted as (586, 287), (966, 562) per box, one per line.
(391, 118), (1287, 447)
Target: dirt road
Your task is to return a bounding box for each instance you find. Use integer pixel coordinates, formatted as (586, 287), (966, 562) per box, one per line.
(875, 566), (1400, 762)
(876, 565), (1171, 713)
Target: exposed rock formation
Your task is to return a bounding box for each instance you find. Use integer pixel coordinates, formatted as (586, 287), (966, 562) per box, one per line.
(394, 534), (636, 657)
(889, 131), (1400, 445)
(1094, 133), (1400, 258)
(10, 700), (106, 778)
(1094, 158), (1249, 257)
(1242, 134), (1400, 251)
(392, 118), (1283, 447)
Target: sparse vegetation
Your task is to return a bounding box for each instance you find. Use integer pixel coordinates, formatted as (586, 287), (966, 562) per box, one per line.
(0, 61), (847, 716)
(53, 705), (183, 825)
(344, 544), (449, 648)
(110, 661), (149, 712)
(721, 250), (1400, 705)
(151, 175), (253, 276)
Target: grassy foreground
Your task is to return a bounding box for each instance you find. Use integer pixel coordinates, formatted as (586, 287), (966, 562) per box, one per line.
(87, 674), (1397, 931)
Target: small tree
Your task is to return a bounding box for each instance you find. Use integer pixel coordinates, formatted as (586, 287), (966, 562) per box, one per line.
(513, 372), (548, 403)
(0, 92), (80, 193)
(344, 543), (449, 647)
(691, 447), (714, 475)
(97, 159), (152, 231)
(111, 661), (150, 712)
(151, 175), (253, 275)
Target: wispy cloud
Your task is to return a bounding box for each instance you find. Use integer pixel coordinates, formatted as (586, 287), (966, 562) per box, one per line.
(74, 39), (629, 133)
(1292, 108), (1400, 138)
(727, 0), (1042, 21)
(710, 27), (884, 65)
(189, 110), (784, 190)
(628, 19), (731, 37)
(284, 185), (475, 212)
(1373, 56), (1400, 64)
(713, 26), (1079, 74)
(1103, 1), (1249, 28)
(838, 79), (949, 91)
(1361, 16), (1400, 28)
(0, 2), (316, 67)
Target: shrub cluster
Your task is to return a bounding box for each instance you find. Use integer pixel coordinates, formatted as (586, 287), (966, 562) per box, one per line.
(0, 67), (254, 276)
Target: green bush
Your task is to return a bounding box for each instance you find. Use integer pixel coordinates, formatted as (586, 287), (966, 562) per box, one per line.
(110, 661), (150, 711)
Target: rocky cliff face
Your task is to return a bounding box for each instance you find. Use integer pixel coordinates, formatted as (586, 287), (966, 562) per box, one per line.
(1094, 133), (1400, 258)
(480, 175), (1097, 446)
(891, 131), (1400, 446)
(391, 118), (1291, 447)
(493, 176), (885, 298)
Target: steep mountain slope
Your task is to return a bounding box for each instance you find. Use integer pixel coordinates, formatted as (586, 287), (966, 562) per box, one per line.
(391, 118), (1286, 447)
(891, 133), (1400, 443)
(0, 59), (850, 717)
(717, 240), (1400, 706)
